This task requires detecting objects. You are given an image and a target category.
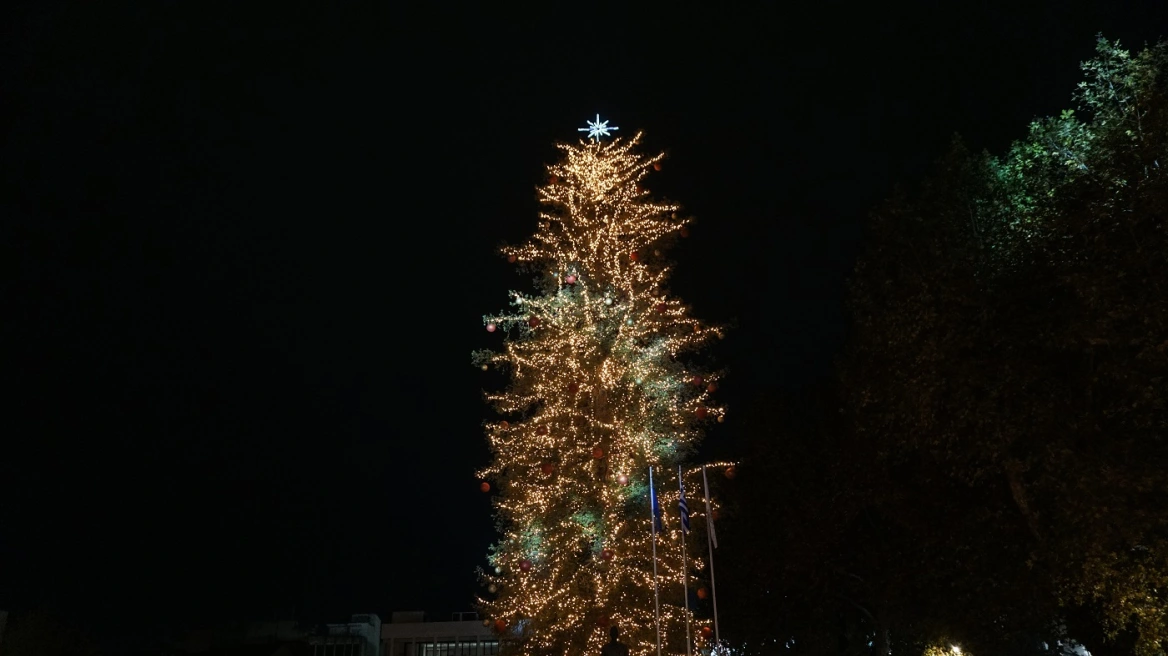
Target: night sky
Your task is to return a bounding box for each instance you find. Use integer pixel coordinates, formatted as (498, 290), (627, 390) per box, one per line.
(2, 0), (1164, 646)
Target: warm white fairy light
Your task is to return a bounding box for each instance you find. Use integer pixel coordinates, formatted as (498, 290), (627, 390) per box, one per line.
(473, 131), (727, 656)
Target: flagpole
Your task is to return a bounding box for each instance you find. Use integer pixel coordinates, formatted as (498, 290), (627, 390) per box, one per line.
(649, 466), (662, 656)
(680, 466), (692, 656)
(702, 466), (721, 644)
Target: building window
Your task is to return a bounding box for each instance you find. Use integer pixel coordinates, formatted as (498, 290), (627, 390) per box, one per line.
(314, 641), (366, 656)
(410, 640), (498, 656)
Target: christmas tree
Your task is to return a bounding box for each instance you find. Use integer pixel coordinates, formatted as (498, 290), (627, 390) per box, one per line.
(474, 118), (726, 656)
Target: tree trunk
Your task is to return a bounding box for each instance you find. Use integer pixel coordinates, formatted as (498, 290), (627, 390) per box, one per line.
(1005, 459), (1042, 541)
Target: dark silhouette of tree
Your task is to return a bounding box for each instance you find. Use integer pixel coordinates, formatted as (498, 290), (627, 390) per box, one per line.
(724, 34), (1168, 656)
(842, 35), (1168, 656)
(0, 610), (98, 656)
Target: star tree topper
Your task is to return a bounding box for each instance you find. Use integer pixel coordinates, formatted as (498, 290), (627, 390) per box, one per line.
(579, 113), (618, 140)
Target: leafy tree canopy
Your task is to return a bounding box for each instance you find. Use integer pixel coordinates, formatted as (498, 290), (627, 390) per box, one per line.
(843, 34), (1168, 655)
(725, 35), (1168, 656)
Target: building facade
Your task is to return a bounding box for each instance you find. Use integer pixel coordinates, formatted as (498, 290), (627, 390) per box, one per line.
(309, 614), (382, 656)
(167, 610), (495, 656)
(380, 612), (498, 656)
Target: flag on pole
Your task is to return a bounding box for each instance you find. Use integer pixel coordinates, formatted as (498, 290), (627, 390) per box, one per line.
(679, 465), (692, 656)
(651, 475), (664, 534)
(649, 466), (663, 656)
(702, 466), (718, 548)
(701, 466), (722, 643)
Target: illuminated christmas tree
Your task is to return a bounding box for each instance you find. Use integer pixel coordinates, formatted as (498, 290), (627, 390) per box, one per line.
(474, 118), (726, 656)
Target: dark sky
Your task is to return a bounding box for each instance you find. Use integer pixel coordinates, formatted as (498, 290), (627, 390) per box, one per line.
(2, 0), (1164, 646)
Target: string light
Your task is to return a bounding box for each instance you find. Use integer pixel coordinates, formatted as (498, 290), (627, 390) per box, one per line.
(472, 131), (726, 656)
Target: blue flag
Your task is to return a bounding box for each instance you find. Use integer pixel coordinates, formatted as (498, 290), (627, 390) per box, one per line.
(678, 475), (691, 534)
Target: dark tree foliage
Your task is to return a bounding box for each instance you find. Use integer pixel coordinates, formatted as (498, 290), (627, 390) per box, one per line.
(843, 35), (1168, 656)
(724, 36), (1168, 656)
(0, 610), (98, 656)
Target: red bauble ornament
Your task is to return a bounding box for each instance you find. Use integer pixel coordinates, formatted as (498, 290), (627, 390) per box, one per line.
(528, 316), (541, 328)
(700, 626), (713, 639)
(480, 481), (491, 493)
(536, 425), (548, 436)
(494, 619), (507, 633)
(592, 446), (605, 459)
(695, 406), (709, 420)
(565, 274), (577, 285)
(707, 382), (718, 393)
(601, 548), (614, 561)
(520, 559), (532, 572)
(653, 162), (662, 171)
(507, 254), (517, 264)
(549, 175), (558, 184)
(617, 473), (629, 486)
(541, 463), (555, 476)
(486, 323), (497, 333)
(679, 226), (690, 238)
(567, 382), (580, 395)
(500, 421), (510, 430)
(692, 375), (704, 387)
(725, 466), (737, 480)
(655, 302), (667, 313)
(629, 251), (640, 262)
(697, 587), (709, 600)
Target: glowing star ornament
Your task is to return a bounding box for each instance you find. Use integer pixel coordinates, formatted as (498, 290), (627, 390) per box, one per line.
(578, 113), (619, 140)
